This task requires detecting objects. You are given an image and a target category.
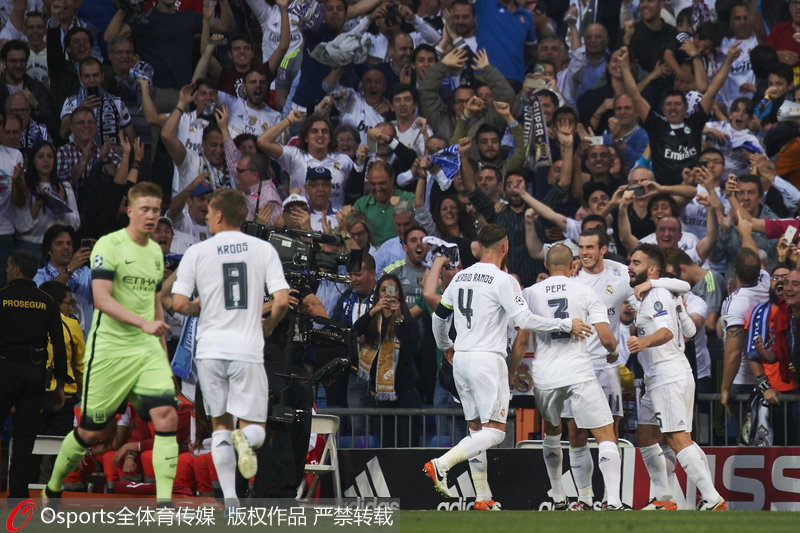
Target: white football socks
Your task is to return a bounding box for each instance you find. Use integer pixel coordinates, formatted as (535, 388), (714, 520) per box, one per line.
(569, 444), (594, 505)
(211, 429), (238, 505)
(597, 441), (622, 507)
(468, 429), (492, 501)
(438, 427), (504, 471)
(543, 434), (565, 502)
(661, 444), (677, 494)
(640, 443), (672, 500)
(677, 444), (721, 503)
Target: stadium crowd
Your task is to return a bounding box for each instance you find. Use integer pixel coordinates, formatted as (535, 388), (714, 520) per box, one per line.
(1, 0), (800, 503)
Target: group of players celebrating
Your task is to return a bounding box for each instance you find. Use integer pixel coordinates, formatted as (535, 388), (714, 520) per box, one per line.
(424, 224), (727, 512)
(36, 181), (725, 512)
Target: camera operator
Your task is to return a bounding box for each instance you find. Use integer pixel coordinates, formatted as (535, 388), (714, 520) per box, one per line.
(254, 284), (328, 499)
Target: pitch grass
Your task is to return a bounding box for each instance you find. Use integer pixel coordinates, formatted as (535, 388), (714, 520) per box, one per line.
(5, 509), (798, 532)
(394, 511), (799, 533)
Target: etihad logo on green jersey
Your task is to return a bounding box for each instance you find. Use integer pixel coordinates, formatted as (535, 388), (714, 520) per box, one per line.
(122, 275), (160, 291)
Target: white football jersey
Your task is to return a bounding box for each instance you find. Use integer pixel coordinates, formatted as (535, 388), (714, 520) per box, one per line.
(440, 262), (539, 355)
(173, 231), (290, 362)
(277, 145), (353, 209)
(577, 260), (636, 368)
(245, 0), (303, 63)
(634, 287), (693, 389)
(228, 99), (283, 137)
(720, 269), (770, 385)
(684, 291), (710, 380)
(522, 276), (608, 390)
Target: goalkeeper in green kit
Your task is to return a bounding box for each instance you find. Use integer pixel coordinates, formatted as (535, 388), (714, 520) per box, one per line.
(43, 183), (178, 507)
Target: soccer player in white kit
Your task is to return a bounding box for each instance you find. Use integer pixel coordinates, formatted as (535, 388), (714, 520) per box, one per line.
(551, 228), (637, 509)
(627, 244), (727, 511)
(424, 225), (592, 510)
(172, 189), (290, 507)
(513, 244), (626, 510)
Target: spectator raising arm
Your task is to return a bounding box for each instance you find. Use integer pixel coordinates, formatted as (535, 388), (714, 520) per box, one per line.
(423, 255), (450, 310)
(698, 42), (741, 115)
(418, 49), (469, 140)
(160, 84), (195, 167)
(617, 190), (639, 254)
(257, 109), (305, 159)
(736, 210), (759, 255)
(457, 137), (475, 193)
(214, 105), (240, 185)
(265, 0), (292, 80)
(524, 208), (546, 260)
(194, 26), (221, 83)
(168, 173), (209, 222)
(516, 186), (568, 234)
(136, 77), (166, 128)
(618, 47), (650, 123)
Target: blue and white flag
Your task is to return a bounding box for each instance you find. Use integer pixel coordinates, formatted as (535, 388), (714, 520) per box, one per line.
(427, 144), (460, 180)
(171, 315), (197, 381)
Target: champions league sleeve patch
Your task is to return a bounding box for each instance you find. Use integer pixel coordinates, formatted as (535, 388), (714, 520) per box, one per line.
(515, 295), (526, 307)
(652, 300), (667, 318)
(93, 255), (103, 269)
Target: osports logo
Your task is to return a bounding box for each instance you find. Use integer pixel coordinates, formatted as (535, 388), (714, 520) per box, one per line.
(7, 499), (35, 531)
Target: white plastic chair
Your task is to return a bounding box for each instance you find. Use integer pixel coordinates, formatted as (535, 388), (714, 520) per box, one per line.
(300, 414), (342, 505)
(7, 435), (65, 490)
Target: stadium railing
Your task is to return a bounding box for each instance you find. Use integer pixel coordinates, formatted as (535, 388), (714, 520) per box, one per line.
(320, 392), (800, 448)
(693, 392), (800, 446)
(317, 407), (474, 449)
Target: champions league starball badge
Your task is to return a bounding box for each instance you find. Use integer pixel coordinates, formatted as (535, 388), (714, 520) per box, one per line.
(654, 301), (663, 312)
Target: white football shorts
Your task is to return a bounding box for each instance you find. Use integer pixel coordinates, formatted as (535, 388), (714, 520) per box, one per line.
(638, 377), (695, 433)
(539, 379), (613, 430)
(196, 358), (269, 422)
(453, 351), (510, 424)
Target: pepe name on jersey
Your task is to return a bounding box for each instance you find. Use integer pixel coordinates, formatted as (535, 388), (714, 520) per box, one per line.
(454, 272), (494, 284)
(545, 282), (566, 294)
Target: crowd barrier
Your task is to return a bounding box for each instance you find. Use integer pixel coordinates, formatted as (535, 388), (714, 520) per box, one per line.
(319, 392), (800, 448)
(333, 445), (800, 510)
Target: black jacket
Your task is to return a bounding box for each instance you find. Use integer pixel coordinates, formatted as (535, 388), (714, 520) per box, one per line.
(0, 278), (67, 380)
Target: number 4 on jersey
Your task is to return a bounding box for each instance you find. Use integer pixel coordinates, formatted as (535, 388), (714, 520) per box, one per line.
(458, 288), (474, 329)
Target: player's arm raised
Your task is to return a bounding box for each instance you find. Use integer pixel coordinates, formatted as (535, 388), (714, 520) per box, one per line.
(93, 279), (169, 336)
(432, 302), (455, 353)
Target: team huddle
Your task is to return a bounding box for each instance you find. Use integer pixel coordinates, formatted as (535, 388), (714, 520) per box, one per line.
(424, 223), (726, 511)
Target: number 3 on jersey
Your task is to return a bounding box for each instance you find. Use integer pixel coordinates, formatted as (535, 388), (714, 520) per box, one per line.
(223, 262), (248, 309)
(458, 288), (473, 329)
(548, 298), (570, 339)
